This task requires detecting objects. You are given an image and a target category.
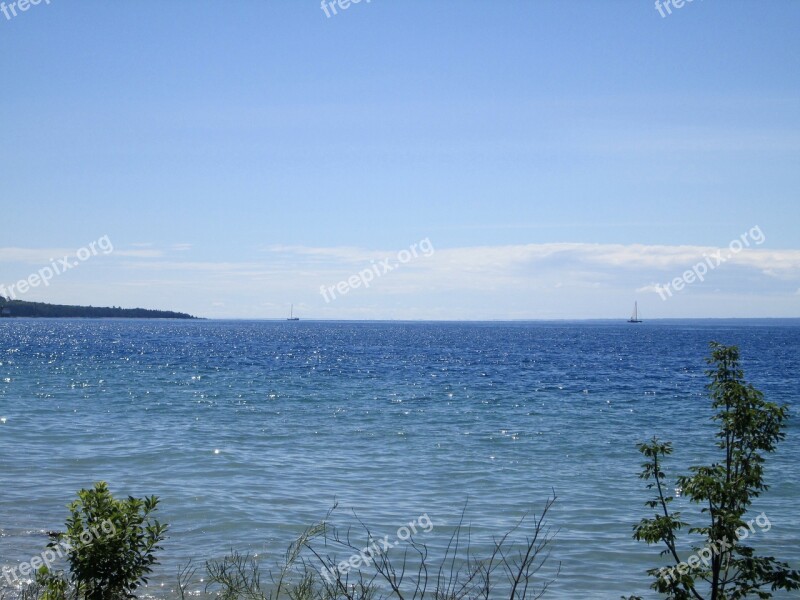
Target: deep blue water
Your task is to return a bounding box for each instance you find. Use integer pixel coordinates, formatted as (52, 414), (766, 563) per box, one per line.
(1, 320), (798, 599)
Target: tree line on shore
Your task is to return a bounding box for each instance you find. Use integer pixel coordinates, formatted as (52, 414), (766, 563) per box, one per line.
(0, 298), (197, 319)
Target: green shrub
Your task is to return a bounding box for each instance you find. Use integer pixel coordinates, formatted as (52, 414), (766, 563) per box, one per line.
(40, 482), (168, 600)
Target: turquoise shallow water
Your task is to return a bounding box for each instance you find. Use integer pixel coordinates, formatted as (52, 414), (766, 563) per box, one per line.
(1, 319), (798, 598)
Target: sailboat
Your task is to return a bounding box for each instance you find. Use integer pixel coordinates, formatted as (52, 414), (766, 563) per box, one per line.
(628, 301), (642, 323)
(287, 304), (299, 321)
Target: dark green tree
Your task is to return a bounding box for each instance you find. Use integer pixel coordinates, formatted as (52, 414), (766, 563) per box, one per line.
(626, 342), (799, 600)
(39, 482), (167, 600)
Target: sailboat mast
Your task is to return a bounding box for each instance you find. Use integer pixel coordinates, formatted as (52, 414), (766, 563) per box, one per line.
(628, 301), (642, 323)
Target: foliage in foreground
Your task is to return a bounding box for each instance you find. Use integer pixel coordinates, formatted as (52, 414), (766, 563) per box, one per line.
(192, 493), (560, 600)
(37, 482), (168, 600)
(8, 488), (559, 600)
(625, 342), (800, 600)
(6, 342), (800, 600)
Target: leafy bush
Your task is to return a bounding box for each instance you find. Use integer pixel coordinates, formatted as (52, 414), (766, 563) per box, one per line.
(40, 482), (167, 600)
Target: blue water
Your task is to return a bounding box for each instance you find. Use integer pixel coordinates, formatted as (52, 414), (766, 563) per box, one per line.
(1, 320), (798, 599)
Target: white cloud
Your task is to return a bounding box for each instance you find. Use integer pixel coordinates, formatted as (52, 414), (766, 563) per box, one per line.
(0, 247), (79, 263)
(3, 240), (799, 319)
(261, 242), (800, 278)
(106, 242), (800, 296)
(121, 260), (263, 272)
(636, 284), (662, 294)
(113, 249), (164, 258)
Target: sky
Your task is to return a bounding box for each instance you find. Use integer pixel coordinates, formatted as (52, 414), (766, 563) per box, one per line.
(1, 0), (799, 319)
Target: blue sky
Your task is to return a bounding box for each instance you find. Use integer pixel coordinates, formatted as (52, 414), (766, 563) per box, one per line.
(1, 0), (799, 319)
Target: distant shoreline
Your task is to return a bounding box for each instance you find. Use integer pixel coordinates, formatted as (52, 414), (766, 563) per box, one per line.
(147, 317), (800, 324)
(0, 298), (198, 320)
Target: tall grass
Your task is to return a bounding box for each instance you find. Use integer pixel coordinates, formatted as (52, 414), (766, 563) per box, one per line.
(5, 493), (559, 600)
